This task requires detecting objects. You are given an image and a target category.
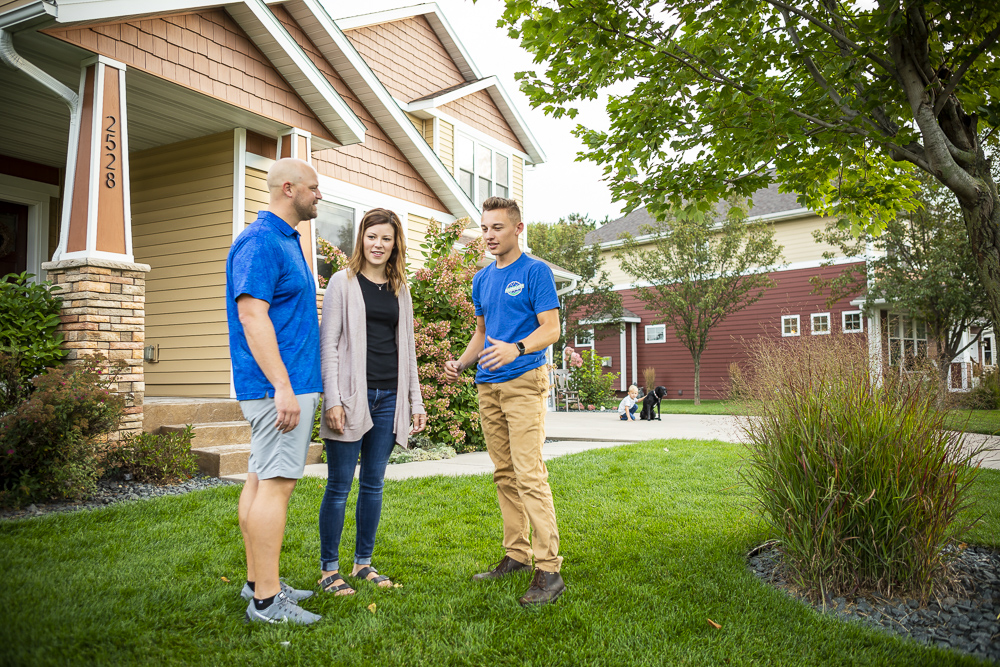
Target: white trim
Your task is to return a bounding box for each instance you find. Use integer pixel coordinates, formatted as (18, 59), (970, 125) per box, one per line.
(431, 115), (440, 155)
(842, 309), (863, 334)
(53, 65), (88, 261)
(573, 328), (594, 348)
(84, 61), (105, 259)
(810, 312), (831, 335)
(281, 0), (481, 220)
(630, 322), (637, 386)
(55, 0), (221, 23)
(781, 314), (800, 337)
(0, 175), (57, 281)
(232, 128), (247, 240)
(454, 129), (514, 206)
(619, 327), (626, 391)
(433, 109), (531, 162)
(117, 62), (133, 259)
(405, 77), (497, 111)
(581, 315), (641, 324)
(57, 248), (135, 262)
(335, 3), (441, 32)
(81, 53), (127, 71)
(645, 324), (666, 344)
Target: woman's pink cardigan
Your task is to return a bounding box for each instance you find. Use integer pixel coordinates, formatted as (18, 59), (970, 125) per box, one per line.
(319, 270), (424, 448)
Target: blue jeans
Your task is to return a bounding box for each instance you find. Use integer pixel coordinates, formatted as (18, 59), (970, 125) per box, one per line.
(620, 404), (638, 420)
(319, 388), (397, 572)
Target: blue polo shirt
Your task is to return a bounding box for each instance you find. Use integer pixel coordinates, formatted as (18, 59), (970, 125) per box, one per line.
(226, 211), (322, 400)
(472, 252), (560, 384)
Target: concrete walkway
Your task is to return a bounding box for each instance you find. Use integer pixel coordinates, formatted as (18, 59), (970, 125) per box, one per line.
(221, 411), (1000, 482)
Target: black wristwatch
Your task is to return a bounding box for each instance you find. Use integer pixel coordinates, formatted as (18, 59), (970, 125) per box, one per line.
(515, 341), (526, 356)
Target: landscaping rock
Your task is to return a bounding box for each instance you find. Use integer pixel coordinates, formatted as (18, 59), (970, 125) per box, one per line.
(747, 543), (1000, 663)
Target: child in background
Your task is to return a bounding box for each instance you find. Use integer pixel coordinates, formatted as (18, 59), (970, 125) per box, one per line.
(618, 385), (639, 421)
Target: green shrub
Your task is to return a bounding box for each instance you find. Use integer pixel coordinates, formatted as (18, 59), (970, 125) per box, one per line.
(410, 219), (486, 453)
(0, 356), (126, 507)
(567, 349), (617, 406)
(737, 334), (983, 601)
(963, 366), (1000, 410)
(0, 273), (66, 395)
(389, 433), (457, 464)
(103, 425), (198, 483)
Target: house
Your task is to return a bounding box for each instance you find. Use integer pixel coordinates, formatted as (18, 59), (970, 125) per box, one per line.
(0, 0), (556, 437)
(580, 183), (991, 399)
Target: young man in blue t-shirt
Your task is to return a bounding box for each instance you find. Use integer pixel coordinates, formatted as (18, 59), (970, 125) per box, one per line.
(226, 158), (323, 625)
(444, 197), (565, 606)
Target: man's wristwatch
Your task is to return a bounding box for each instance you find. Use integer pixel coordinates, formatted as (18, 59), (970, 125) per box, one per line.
(515, 341), (526, 356)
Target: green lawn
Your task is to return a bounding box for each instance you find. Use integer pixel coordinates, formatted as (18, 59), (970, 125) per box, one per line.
(945, 410), (1000, 436)
(2, 440), (998, 666)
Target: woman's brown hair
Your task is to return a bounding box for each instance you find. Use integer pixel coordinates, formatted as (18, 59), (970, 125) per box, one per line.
(346, 207), (407, 295)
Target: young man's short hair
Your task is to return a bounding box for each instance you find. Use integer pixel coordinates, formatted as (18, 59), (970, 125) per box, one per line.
(482, 197), (521, 226)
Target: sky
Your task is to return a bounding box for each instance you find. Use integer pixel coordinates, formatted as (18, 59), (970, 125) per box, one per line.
(328, 0), (626, 225)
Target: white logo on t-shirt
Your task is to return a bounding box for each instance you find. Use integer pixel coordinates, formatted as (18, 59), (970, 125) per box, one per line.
(505, 280), (524, 296)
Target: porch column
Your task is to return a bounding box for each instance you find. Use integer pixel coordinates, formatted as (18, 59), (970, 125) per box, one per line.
(278, 128), (316, 273)
(47, 56), (148, 438)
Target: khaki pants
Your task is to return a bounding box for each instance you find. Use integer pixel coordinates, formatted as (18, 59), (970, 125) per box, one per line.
(477, 366), (562, 572)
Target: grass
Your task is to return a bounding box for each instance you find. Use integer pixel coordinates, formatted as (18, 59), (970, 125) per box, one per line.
(2, 440), (998, 666)
(944, 409), (1000, 435)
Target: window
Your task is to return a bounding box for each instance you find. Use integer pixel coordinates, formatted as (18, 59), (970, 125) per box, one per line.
(811, 313), (831, 335)
(843, 311), (863, 334)
(574, 328), (594, 347)
(983, 335), (994, 366)
(888, 315), (927, 369)
(781, 315), (800, 337)
(314, 200), (356, 285)
(456, 133), (511, 208)
(645, 324), (666, 343)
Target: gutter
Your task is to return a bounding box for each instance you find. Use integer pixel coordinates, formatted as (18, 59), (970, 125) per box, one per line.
(0, 1), (77, 112)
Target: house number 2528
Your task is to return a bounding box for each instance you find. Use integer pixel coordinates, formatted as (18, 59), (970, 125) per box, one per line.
(104, 115), (117, 189)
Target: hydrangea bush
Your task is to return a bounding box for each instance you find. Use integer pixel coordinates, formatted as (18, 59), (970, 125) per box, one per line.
(410, 219), (486, 453)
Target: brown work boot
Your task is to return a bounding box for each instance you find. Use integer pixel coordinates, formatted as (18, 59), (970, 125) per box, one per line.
(472, 555), (531, 581)
(518, 569), (566, 606)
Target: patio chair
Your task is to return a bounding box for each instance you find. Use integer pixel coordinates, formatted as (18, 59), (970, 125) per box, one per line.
(552, 369), (580, 411)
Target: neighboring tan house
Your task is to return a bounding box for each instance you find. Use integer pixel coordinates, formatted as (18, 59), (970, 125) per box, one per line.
(581, 183), (991, 399)
(0, 0), (556, 438)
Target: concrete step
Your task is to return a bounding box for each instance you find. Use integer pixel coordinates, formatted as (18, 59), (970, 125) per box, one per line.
(192, 442), (324, 477)
(143, 398), (243, 433)
(161, 421), (251, 447)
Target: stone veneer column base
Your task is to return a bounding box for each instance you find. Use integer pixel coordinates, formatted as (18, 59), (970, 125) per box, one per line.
(42, 258), (152, 439)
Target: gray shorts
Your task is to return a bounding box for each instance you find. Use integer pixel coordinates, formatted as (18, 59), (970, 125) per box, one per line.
(239, 392), (320, 480)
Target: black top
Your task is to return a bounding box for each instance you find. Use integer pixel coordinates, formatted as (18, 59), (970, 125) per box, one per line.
(357, 272), (399, 389)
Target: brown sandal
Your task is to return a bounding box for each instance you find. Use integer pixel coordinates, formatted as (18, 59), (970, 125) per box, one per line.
(353, 566), (392, 587)
(319, 573), (355, 596)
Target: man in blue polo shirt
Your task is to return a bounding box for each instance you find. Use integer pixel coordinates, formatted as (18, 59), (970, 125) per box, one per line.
(444, 197), (565, 606)
(226, 157), (323, 625)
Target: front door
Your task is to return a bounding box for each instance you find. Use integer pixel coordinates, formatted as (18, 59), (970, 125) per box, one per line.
(0, 201), (28, 279)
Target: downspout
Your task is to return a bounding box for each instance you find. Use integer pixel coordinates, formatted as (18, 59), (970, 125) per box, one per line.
(0, 1), (80, 261)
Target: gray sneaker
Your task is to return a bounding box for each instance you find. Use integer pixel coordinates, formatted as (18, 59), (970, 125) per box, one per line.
(245, 591), (322, 625)
(240, 579), (315, 603)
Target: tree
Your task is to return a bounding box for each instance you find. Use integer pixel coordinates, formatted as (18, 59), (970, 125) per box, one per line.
(527, 213), (623, 348)
(617, 207), (783, 404)
(498, 1), (1000, 329)
(812, 173), (992, 396)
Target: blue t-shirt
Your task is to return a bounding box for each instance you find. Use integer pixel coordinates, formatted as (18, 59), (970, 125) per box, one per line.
(226, 211), (322, 400)
(472, 253), (560, 384)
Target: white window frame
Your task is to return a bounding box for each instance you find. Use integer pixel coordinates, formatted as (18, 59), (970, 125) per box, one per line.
(842, 310), (863, 334)
(983, 333), (995, 366)
(887, 314), (928, 369)
(645, 324), (666, 344)
(781, 315), (800, 337)
(455, 130), (512, 207)
(574, 328), (594, 348)
(810, 312), (831, 335)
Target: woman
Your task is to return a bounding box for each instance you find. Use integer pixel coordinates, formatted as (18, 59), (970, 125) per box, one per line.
(317, 208), (426, 596)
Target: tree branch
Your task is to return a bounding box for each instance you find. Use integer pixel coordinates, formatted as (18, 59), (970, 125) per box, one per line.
(933, 19), (1000, 116)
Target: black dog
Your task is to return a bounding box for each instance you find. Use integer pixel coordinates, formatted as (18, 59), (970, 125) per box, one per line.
(640, 386), (668, 421)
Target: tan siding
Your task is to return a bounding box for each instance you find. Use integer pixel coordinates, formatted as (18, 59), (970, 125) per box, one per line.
(438, 119), (454, 174)
(245, 166), (268, 226)
(602, 250), (632, 287)
(345, 16), (465, 102)
(406, 112), (424, 137)
(406, 214), (432, 271)
(0, 0), (34, 12)
(773, 215), (846, 264)
(512, 156), (524, 213)
(441, 90), (526, 154)
(423, 118), (434, 147)
(271, 6), (449, 213)
(43, 11), (335, 143)
(131, 131), (235, 398)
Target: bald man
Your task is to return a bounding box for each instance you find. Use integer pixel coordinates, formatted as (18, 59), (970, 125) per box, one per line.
(226, 158), (324, 625)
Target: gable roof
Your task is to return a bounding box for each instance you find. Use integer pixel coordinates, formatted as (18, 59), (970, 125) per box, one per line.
(27, 0), (366, 148)
(335, 3), (546, 165)
(585, 183), (808, 246)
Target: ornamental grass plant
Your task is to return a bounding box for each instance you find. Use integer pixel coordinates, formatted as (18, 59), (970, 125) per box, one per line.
(736, 334), (985, 602)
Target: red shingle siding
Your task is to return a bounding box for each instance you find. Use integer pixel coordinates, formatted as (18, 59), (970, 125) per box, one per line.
(344, 16), (465, 102)
(42, 10), (335, 143)
(592, 263), (866, 398)
(440, 90), (525, 154)
(271, 6), (448, 212)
